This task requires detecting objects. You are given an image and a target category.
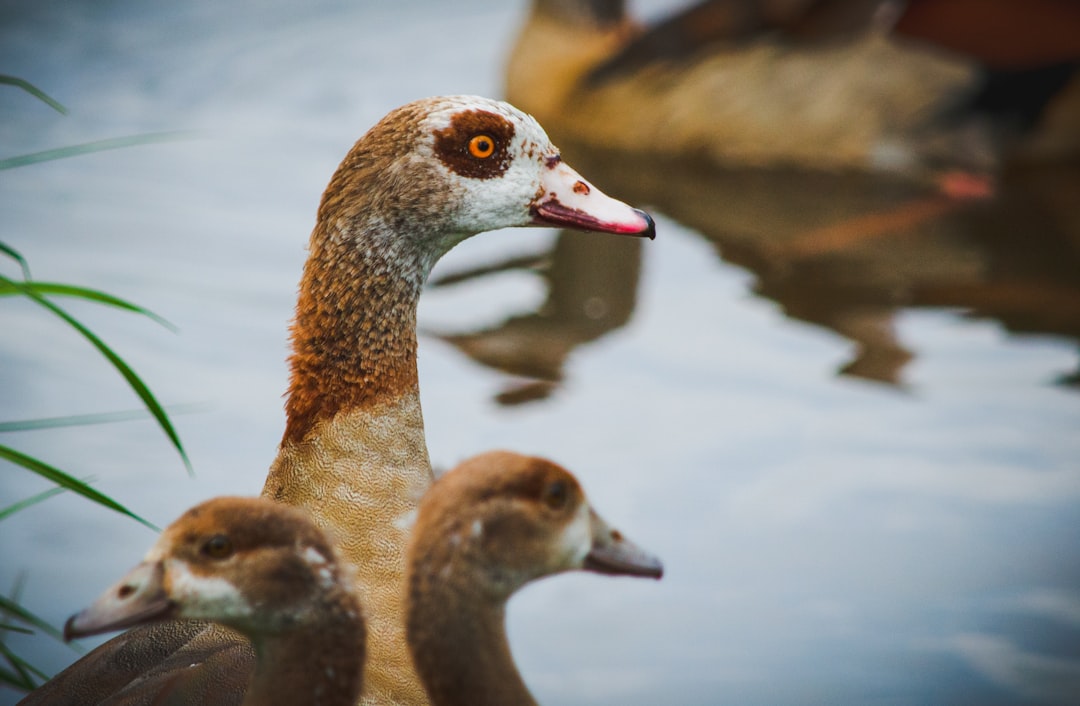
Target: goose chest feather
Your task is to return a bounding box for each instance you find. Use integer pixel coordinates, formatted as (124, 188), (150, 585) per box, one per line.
(21, 95), (654, 706)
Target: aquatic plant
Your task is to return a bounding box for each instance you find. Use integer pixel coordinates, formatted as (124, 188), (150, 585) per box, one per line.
(1, 75), (190, 692)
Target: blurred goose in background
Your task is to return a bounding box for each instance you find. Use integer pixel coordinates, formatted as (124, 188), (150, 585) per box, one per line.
(21, 95), (655, 706)
(406, 450), (663, 706)
(63, 497), (365, 706)
(505, 0), (1080, 187)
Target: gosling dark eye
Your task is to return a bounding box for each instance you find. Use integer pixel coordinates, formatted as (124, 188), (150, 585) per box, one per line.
(542, 480), (569, 511)
(201, 534), (233, 559)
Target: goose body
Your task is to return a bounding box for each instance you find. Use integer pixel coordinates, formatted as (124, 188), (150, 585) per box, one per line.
(406, 451), (663, 706)
(505, 0), (1080, 181)
(63, 497), (364, 706)
(21, 95), (653, 706)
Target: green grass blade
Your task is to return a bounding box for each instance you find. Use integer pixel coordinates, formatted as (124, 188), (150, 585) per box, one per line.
(0, 640), (50, 691)
(0, 242), (33, 280)
(0, 487), (68, 522)
(0, 624), (34, 636)
(0, 402), (212, 433)
(0, 75), (67, 115)
(0, 281), (177, 332)
(0, 587), (86, 654)
(0, 649), (37, 692)
(0, 595), (66, 644)
(1, 275), (193, 475)
(0, 131), (192, 170)
(0, 445), (159, 532)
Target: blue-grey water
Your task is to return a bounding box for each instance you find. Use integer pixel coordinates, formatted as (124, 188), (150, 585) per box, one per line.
(2, 1), (1079, 705)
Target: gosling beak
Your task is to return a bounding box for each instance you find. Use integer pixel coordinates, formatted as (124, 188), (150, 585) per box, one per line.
(64, 561), (175, 641)
(530, 157), (655, 239)
(583, 509), (663, 579)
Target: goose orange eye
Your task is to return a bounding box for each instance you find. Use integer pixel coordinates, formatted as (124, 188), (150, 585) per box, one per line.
(202, 534), (233, 559)
(542, 481), (569, 511)
(468, 134), (495, 159)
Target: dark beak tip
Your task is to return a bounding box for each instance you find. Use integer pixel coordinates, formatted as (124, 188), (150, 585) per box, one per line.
(62, 615), (80, 643)
(635, 209), (657, 240)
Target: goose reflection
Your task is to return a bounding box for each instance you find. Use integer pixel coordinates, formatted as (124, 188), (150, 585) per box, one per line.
(568, 144), (1080, 388)
(431, 0), (1080, 397)
(427, 231), (643, 405)
(430, 140), (1080, 392)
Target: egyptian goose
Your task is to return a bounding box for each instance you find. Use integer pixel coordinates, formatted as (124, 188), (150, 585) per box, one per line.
(505, 0), (1080, 182)
(405, 450), (663, 706)
(21, 95), (654, 706)
(63, 497), (364, 706)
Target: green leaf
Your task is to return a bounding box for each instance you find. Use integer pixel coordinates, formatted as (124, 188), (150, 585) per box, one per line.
(0, 640), (49, 691)
(0, 280), (177, 332)
(0, 402), (212, 433)
(0, 242), (33, 280)
(0, 623), (34, 636)
(0, 131), (193, 170)
(0, 594), (67, 644)
(0, 445), (159, 532)
(0, 487), (68, 522)
(0, 75), (67, 115)
(0, 586), (86, 658)
(0, 653), (36, 691)
(0, 274), (193, 476)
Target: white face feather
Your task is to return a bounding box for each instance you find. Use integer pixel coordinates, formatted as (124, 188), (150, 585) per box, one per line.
(554, 501), (593, 569)
(164, 559), (254, 621)
(417, 95), (556, 238)
(344, 94), (649, 286)
(301, 545), (336, 588)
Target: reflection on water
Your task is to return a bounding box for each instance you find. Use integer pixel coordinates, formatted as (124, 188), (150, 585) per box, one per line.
(441, 140), (1080, 394)
(429, 232), (642, 405)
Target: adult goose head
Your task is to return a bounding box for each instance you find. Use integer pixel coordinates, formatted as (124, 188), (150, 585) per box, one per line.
(276, 94), (653, 449)
(406, 450), (663, 706)
(21, 96), (655, 706)
(64, 497), (364, 706)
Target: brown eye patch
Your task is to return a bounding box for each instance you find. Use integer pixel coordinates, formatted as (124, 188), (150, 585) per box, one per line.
(468, 134), (495, 159)
(433, 109), (515, 180)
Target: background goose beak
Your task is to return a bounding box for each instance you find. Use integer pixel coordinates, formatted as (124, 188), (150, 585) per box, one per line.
(64, 562), (175, 641)
(530, 159), (656, 239)
(583, 509), (664, 579)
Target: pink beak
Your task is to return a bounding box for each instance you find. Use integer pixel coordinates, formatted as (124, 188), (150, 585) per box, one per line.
(530, 157), (655, 239)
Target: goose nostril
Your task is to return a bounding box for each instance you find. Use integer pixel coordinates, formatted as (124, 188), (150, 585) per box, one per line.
(573, 181), (590, 195)
(610, 529), (623, 541)
(117, 584), (136, 599)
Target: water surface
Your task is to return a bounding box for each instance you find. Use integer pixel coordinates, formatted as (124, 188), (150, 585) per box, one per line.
(2, 1), (1079, 704)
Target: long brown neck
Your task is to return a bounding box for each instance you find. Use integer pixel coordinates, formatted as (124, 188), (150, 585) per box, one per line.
(408, 568), (536, 706)
(263, 218), (435, 704)
(243, 591), (366, 706)
(281, 221), (424, 446)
